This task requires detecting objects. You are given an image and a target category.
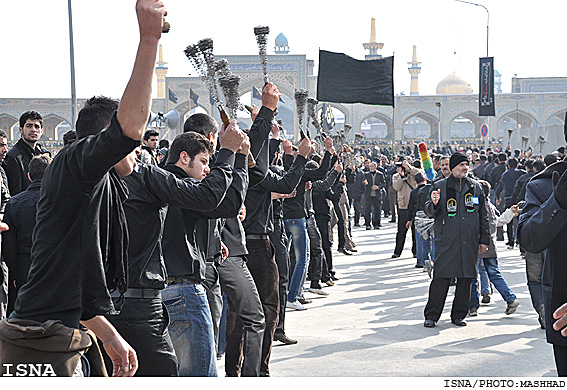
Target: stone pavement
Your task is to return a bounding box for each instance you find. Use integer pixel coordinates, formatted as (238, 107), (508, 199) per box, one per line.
(217, 219), (558, 379)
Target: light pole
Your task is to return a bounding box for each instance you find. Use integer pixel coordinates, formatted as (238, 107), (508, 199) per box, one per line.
(436, 102), (442, 148)
(454, 0), (489, 57)
(67, 0), (77, 130)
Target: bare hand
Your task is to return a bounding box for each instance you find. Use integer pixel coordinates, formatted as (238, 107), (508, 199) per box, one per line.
(262, 82), (280, 112)
(136, 0), (168, 41)
(405, 221), (412, 229)
(431, 189), (441, 205)
(335, 162), (344, 173)
(478, 244), (488, 254)
(511, 205), (520, 217)
(103, 336), (138, 377)
(371, 185), (379, 191)
(553, 303), (567, 336)
(238, 205), (246, 222)
(298, 136), (314, 158)
(250, 104), (260, 122)
(270, 120), (280, 138)
(221, 242), (229, 263)
(238, 134), (250, 156)
(218, 119), (245, 153)
(364, 179), (368, 185)
(282, 139), (293, 155)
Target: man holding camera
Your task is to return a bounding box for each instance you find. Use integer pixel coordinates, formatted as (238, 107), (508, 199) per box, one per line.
(392, 159), (421, 258)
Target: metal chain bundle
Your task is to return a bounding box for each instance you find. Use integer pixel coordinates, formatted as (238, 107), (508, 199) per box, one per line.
(218, 73), (241, 120)
(307, 97), (321, 132)
(294, 89), (308, 130)
(253, 26), (270, 84)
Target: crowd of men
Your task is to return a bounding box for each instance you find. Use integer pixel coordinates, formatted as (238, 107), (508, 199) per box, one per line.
(2, 0), (567, 379)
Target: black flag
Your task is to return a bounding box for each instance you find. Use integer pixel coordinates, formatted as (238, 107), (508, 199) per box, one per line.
(479, 57), (495, 117)
(317, 50), (394, 106)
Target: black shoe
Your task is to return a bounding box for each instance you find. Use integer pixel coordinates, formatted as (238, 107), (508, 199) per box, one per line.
(391, 254), (400, 258)
(424, 320), (436, 328)
(330, 274), (340, 281)
(415, 264), (424, 268)
(274, 332), (298, 345)
(298, 297), (312, 304)
(366, 226), (372, 230)
(451, 318), (467, 326)
(389, 220), (396, 223)
(338, 248), (353, 255)
(481, 294), (491, 304)
(354, 224), (360, 227)
(374, 226), (380, 229)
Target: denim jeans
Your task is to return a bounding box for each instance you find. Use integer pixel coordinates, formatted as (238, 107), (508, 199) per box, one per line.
(284, 218), (309, 302)
(470, 258), (517, 309)
(161, 282), (217, 376)
(415, 230), (434, 266)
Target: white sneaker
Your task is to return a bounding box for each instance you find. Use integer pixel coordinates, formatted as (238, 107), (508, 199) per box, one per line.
(286, 300), (307, 310)
(307, 288), (330, 296)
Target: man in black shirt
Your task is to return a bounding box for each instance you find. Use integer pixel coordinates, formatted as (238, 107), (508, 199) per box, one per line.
(0, 0), (168, 377)
(104, 123), (244, 376)
(3, 155), (51, 316)
(2, 111), (50, 196)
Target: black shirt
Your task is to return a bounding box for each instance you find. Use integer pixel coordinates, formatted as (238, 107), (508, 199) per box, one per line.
(3, 138), (49, 196)
(121, 156), (236, 289)
(162, 149), (244, 281)
(243, 155), (307, 236)
(11, 113), (139, 328)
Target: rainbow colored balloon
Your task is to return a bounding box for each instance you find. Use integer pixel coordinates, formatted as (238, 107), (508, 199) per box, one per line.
(418, 142), (436, 181)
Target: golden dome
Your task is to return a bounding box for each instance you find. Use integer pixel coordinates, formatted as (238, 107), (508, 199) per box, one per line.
(436, 72), (473, 95)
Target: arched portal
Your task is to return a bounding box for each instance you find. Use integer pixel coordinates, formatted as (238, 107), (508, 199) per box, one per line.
(402, 111), (438, 140)
(360, 112), (392, 140)
(0, 115), (18, 141)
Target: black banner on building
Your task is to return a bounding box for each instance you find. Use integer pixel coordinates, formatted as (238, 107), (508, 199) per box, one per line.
(479, 57), (495, 117)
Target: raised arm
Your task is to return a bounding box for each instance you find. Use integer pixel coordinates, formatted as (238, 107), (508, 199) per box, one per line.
(116, 0), (167, 141)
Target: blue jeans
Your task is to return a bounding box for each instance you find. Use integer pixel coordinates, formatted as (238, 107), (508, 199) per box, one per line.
(284, 218), (309, 302)
(470, 258), (517, 309)
(415, 230), (434, 266)
(161, 282), (217, 376)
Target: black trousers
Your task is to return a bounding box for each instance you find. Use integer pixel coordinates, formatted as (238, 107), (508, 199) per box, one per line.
(238, 239), (279, 376)
(424, 278), (472, 322)
(105, 297), (178, 376)
(364, 195), (382, 228)
(332, 200), (346, 249)
(394, 209), (416, 256)
(204, 262), (223, 354)
(352, 197), (363, 225)
(553, 344), (567, 376)
(306, 215), (325, 284)
(219, 255), (265, 377)
(316, 217), (334, 279)
(269, 218), (290, 336)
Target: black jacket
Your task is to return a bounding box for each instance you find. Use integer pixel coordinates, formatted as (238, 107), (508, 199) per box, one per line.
(407, 183), (429, 221)
(517, 161), (567, 346)
(122, 152), (240, 290)
(282, 151), (331, 220)
(2, 182), (41, 293)
(243, 155), (306, 236)
(364, 170), (386, 199)
(2, 138), (49, 196)
(161, 149), (237, 282)
(346, 167), (365, 200)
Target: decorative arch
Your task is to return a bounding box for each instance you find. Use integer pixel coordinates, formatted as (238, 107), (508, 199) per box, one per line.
(402, 111), (439, 140)
(497, 109), (539, 128)
(42, 115), (67, 141)
(449, 111), (481, 138)
(0, 115), (18, 141)
(359, 112), (392, 139)
(546, 109), (566, 126)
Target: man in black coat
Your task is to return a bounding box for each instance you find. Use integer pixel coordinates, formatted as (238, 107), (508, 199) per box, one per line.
(423, 152), (490, 328)
(363, 161), (385, 230)
(518, 154), (567, 375)
(2, 111), (50, 196)
(2, 155), (50, 316)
